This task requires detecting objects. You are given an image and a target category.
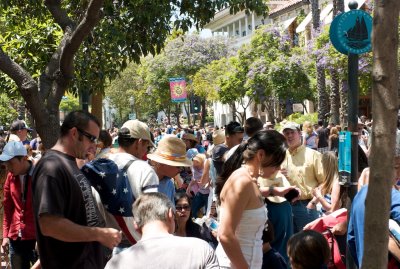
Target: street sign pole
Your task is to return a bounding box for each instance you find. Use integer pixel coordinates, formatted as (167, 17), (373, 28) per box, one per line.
(329, 1), (373, 268)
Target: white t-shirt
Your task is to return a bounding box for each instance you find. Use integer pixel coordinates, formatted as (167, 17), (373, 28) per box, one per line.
(105, 234), (219, 269)
(109, 152), (159, 199)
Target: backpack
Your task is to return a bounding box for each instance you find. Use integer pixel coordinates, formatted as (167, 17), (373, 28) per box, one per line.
(82, 158), (137, 243)
(306, 208), (347, 269)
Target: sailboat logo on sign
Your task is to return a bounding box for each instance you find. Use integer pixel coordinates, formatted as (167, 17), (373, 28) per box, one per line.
(344, 16), (369, 49)
(329, 9), (372, 55)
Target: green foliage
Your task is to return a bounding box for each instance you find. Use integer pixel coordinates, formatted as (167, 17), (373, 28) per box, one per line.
(0, 94), (18, 127)
(243, 25), (312, 103)
(105, 61), (156, 123)
(1, 0), (267, 99)
(218, 56), (247, 104)
(192, 58), (229, 100)
(59, 93), (80, 113)
(0, 7), (62, 91)
(276, 112), (319, 131)
(268, 55), (312, 102)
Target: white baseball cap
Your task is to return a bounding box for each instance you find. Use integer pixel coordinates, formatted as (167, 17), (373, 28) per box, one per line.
(0, 141), (27, 162)
(121, 120), (155, 147)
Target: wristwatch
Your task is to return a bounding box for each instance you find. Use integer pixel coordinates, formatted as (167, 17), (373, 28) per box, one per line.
(269, 186), (275, 196)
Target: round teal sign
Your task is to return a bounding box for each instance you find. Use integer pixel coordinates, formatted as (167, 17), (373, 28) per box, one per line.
(330, 10), (373, 55)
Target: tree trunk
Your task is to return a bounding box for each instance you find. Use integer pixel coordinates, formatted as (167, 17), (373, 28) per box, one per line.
(230, 103), (237, 122)
(311, 0), (329, 124)
(330, 0), (343, 126)
(183, 102), (190, 126)
(0, 0), (104, 149)
(317, 66), (329, 123)
(363, 1), (400, 268)
(174, 103), (180, 127)
(264, 97), (275, 123)
(91, 92), (103, 128)
(332, 0), (345, 16)
(329, 69), (340, 125)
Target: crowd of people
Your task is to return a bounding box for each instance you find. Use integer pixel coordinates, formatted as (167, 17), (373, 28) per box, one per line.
(0, 111), (397, 269)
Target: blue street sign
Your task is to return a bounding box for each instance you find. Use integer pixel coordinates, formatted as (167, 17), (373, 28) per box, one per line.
(338, 131), (352, 185)
(330, 9), (373, 55)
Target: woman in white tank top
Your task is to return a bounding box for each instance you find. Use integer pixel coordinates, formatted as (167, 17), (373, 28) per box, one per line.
(215, 130), (297, 269)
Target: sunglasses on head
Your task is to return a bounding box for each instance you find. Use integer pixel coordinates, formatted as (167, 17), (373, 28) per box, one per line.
(76, 127), (98, 144)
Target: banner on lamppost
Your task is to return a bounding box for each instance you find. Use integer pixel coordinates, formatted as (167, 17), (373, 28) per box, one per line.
(338, 131), (352, 185)
(169, 77), (187, 103)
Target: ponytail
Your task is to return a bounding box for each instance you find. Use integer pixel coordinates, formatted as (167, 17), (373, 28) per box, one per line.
(215, 142), (248, 203)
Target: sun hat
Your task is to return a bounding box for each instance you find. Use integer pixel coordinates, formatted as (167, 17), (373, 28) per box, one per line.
(147, 136), (192, 167)
(121, 120), (155, 147)
(0, 141), (27, 161)
(10, 120), (32, 132)
(212, 130), (225, 145)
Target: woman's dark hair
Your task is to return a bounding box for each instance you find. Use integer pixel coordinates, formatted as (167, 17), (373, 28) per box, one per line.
(99, 130), (112, 148)
(174, 192), (218, 248)
(215, 130), (287, 202)
(287, 230), (330, 269)
(174, 192), (198, 235)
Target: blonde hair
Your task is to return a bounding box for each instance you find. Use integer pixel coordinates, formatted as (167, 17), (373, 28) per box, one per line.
(321, 152), (338, 195)
(192, 153), (206, 166)
(302, 121), (313, 135)
(329, 127), (339, 140)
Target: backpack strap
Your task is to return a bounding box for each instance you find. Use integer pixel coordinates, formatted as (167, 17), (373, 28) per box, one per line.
(122, 159), (135, 172)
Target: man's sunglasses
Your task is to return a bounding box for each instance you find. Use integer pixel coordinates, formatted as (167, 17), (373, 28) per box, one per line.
(76, 128), (98, 144)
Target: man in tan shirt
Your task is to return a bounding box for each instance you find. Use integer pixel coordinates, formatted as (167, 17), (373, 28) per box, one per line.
(281, 122), (325, 233)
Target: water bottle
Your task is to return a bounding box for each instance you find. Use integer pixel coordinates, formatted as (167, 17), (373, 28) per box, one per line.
(205, 218), (218, 231)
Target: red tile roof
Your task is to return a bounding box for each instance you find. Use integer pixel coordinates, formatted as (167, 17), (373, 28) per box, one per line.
(269, 0), (307, 15)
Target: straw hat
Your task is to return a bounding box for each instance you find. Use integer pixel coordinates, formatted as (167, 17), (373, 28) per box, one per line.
(147, 136), (192, 167)
(212, 130), (225, 145)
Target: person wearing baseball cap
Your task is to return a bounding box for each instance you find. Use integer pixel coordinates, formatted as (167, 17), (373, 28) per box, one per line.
(0, 141), (37, 268)
(281, 122), (325, 233)
(8, 120), (32, 145)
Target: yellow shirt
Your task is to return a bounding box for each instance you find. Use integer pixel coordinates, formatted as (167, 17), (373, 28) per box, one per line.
(282, 145), (325, 200)
(258, 171), (291, 203)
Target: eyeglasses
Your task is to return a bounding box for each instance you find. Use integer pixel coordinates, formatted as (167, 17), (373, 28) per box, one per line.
(176, 205), (190, 211)
(76, 128), (98, 144)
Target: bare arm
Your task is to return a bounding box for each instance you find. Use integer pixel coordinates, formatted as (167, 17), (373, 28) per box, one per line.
(39, 214), (122, 249)
(173, 174), (184, 189)
(218, 177), (252, 269)
(328, 179), (341, 213)
(200, 159), (211, 187)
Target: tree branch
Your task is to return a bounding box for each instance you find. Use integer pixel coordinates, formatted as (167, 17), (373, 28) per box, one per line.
(60, 0), (104, 79)
(0, 46), (48, 127)
(44, 0), (75, 31)
(0, 46), (37, 92)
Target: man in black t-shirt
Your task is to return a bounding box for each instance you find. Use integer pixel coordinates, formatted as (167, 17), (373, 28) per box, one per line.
(32, 111), (122, 269)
